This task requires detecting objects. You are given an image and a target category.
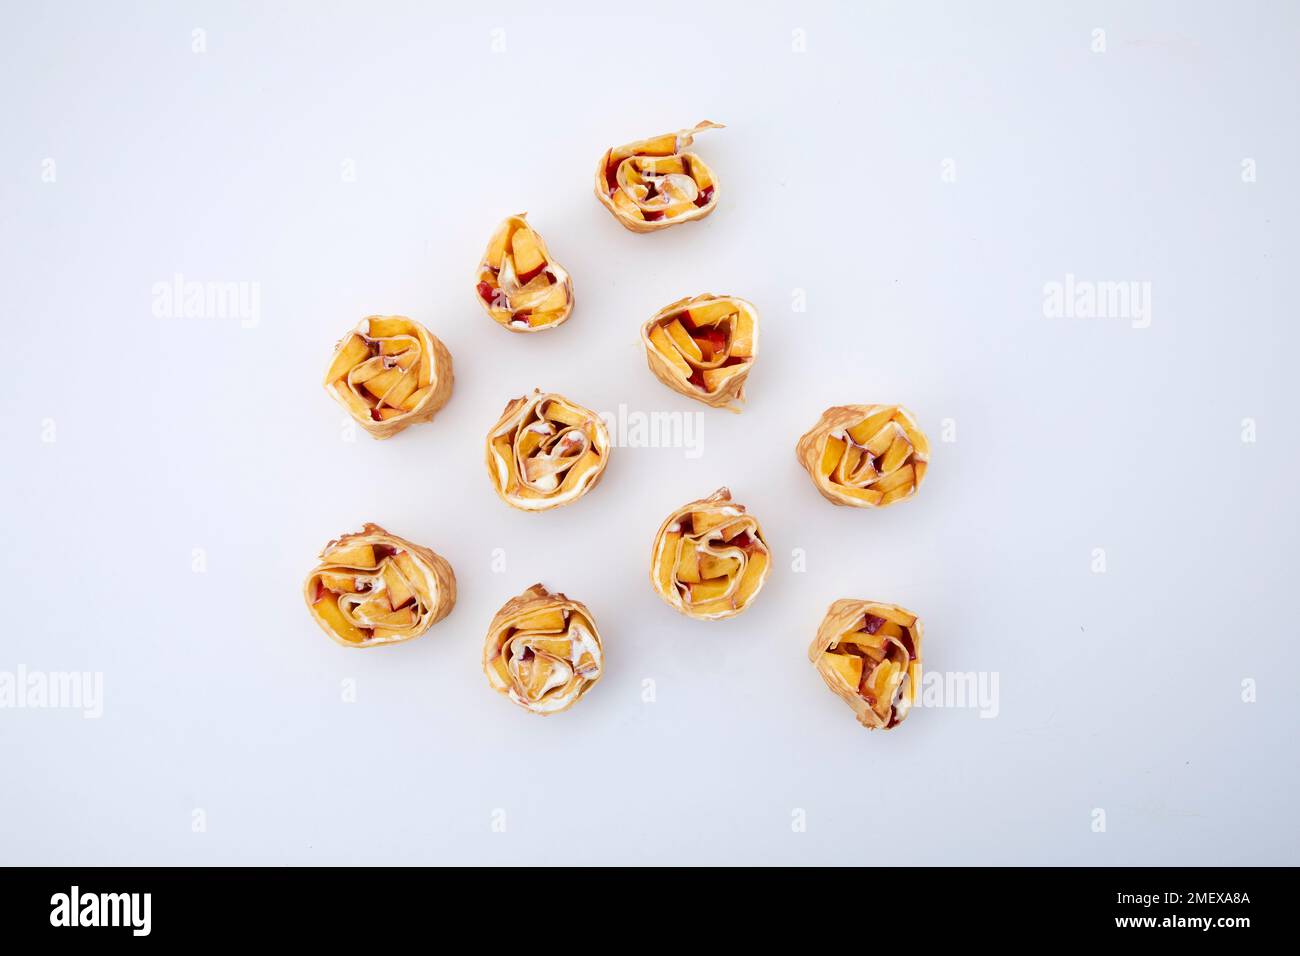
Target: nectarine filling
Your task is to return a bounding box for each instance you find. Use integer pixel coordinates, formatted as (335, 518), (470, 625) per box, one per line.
(488, 609), (601, 711)
(302, 524), (460, 650)
(651, 488), (771, 620)
(486, 391), (610, 511)
(476, 214), (573, 332)
(303, 524), (456, 649)
(308, 544), (433, 646)
(820, 606), (920, 728)
(324, 315), (452, 438)
(484, 584), (604, 715)
(803, 405), (931, 507)
(641, 294), (758, 412)
(595, 121), (723, 231)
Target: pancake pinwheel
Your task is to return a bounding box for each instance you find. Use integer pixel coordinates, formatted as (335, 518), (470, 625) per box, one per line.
(324, 315), (454, 439)
(641, 294), (758, 411)
(484, 584), (604, 715)
(475, 214), (574, 332)
(650, 488), (771, 620)
(809, 599), (923, 730)
(304, 524), (456, 648)
(595, 121), (723, 231)
(485, 390), (611, 511)
(796, 404), (930, 507)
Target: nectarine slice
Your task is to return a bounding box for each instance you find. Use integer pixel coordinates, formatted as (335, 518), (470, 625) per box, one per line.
(486, 225), (510, 271)
(324, 334), (370, 385)
(730, 313), (754, 358)
(824, 652), (864, 691)
(326, 544), (378, 569)
(732, 551), (768, 605)
(701, 365), (741, 392)
(847, 407), (896, 445)
(315, 593), (368, 644)
(637, 133), (678, 156)
(690, 510), (733, 535)
(665, 319), (703, 362)
(510, 227), (546, 277)
(687, 300), (736, 326)
(380, 369), (418, 409)
(689, 578), (731, 602)
(872, 464), (914, 495)
(819, 436), (847, 476)
(698, 553), (739, 579)
(368, 317), (415, 338)
(319, 571), (361, 593)
(879, 435), (913, 474)
(649, 326), (693, 378)
(383, 562), (414, 610)
(864, 422), (902, 457)
(512, 608), (567, 632)
(868, 605), (916, 628)
(363, 368), (404, 399)
(676, 545), (702, 584)
(656, 532), (682, 594)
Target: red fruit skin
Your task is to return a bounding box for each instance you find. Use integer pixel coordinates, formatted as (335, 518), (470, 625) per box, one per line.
(516, 264), (546, 286)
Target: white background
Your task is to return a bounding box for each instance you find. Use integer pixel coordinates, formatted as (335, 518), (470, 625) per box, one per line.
(2, 0), (1297, 865)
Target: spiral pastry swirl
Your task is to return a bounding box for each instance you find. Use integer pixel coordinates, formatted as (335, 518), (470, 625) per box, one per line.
(304, 524), (456, 648)
(486, 390), (611, 511)
(809, 599), (923, 730)
(475, 214), (574, 332)
(484, 584), (604, 715)
(796, 404), (930, 507)
(595, 121), (723, 232)
(324, 315), (454, 439)
(650, 488), (771, 620)
(641, 294), (758, 411)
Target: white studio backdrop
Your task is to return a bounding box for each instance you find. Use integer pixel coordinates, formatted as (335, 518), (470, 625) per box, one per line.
(1, 1), (1297, 865)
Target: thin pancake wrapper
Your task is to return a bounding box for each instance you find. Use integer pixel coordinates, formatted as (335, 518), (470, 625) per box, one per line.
(649, 487), (771, 620)
(795, 404), (930, 508)
(594, 121), (723, 232)
(809, 598), (923, 730)
(304, 523), (456, 648)
(485, 389), (611, 511)
(640, 294), (758, 412)
(324, 315), (454, 439)
(474, 213), (574, 332)
(483, 584), (604, 715)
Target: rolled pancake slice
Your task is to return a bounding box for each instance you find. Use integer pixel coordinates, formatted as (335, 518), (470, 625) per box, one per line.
(594, 120), (724, 232)
(475, 214), (574, 333)
(485, 389), (611, 511)
(649, 487), (771, 620)
(324, 315), (454, 439)
(484, 584), (604, 715)
(304, 523), (456, 648)
(641, 294), (758, 412)
(809, 598), (923, 730)
(795, 404), (930, 507)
